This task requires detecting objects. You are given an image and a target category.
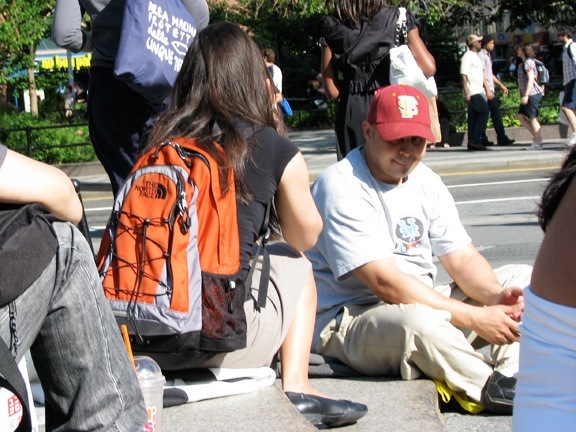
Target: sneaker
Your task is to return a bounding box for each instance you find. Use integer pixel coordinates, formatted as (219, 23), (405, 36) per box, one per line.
(528, 142), (543, 150)
(568, 133), (576, 146)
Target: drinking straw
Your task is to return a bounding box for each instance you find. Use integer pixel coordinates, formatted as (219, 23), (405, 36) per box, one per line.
(121, 324), (136, 369)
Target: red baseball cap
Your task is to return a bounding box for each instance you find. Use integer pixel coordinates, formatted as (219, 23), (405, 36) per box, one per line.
(367, 84), (435, 143)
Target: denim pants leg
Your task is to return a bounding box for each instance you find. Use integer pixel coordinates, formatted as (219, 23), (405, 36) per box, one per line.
(0, 222), (146, 431)
(467, 101), (477, 143)
(487, 96), (507, 141)
(468, 94), (490, 143)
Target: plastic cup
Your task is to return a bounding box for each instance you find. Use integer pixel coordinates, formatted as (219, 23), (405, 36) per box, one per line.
(134, 356), (165, 432)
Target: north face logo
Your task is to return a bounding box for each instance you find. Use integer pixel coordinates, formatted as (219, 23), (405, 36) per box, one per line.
(135, 181), (167, 199)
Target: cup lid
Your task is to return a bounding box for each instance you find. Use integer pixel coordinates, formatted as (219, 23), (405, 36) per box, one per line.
(134, 355), (165, 382)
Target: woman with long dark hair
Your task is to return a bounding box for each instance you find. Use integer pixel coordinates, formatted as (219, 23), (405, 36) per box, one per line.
(144, 22), (368, 428)
(320, 0), (435, 158)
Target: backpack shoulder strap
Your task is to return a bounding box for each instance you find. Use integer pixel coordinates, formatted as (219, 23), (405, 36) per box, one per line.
(244, 202), (271, 310)
(0, 334), (32, 432)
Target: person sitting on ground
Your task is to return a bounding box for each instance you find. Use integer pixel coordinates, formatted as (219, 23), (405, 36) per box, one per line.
(512, 146), (576, 430)
(306, 84), (532, 415)
(139, 22), (368, 428)
(0, 145), (146, 430)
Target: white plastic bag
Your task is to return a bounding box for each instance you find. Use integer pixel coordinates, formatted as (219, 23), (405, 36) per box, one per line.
(389, 44), (438, 98)
(389, 7), (437, 98)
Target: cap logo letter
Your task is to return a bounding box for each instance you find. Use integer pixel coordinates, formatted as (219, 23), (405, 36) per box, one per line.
(397, 95), (419, 119)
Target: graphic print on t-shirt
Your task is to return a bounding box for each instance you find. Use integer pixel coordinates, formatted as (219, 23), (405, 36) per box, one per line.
(395, 216), (424, 253)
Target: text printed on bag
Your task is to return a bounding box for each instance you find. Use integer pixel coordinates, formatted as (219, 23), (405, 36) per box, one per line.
(147, 1), (197, 73)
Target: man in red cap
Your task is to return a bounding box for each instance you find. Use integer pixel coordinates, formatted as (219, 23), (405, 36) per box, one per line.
(306, 84), (532, 415)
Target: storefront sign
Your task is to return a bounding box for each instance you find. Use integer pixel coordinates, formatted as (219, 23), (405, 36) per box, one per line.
(37, 54), (92, 71)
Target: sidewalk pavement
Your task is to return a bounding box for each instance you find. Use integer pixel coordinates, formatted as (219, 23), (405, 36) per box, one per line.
(49, 127), (571, 432)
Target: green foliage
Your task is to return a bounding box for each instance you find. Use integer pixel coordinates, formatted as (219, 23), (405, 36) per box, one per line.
(495, 0), (575, 31)
(0, 111), (94, 164)
(209, 0), (327, 98)
(0, 1), (53, 82)
(32, 127), (94, 164)
(285, 107), (332, 129)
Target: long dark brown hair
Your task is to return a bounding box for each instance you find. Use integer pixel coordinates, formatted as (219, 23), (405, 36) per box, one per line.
(145, 22), (278, 202)
(325, 0), (388, 27)
(538, 147), (576, 231)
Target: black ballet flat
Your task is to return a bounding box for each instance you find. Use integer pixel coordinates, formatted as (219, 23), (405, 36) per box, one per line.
(285, 392), (368, 428)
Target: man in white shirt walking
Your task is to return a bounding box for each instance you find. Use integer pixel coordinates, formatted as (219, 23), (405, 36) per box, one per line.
(460, 35), (490, 151)
(478, 35), (515, 147)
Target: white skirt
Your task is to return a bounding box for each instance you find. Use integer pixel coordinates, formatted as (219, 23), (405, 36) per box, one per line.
(513, 286), (576, 431)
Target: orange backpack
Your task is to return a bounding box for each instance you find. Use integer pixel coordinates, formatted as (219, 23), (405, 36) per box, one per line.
(97, 138), (260, 361)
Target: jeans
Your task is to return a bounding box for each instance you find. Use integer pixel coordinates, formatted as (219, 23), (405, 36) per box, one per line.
(0, 222), (146, 431)
(484, 96), (508, 142)
(467, 93), (490, 144)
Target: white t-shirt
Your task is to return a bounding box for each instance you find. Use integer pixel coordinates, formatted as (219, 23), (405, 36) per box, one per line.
(460, 50), (485, 96)
(269, 64), (283, 93)
(306, 149), (471, 343)
(478, 48), (495, 93)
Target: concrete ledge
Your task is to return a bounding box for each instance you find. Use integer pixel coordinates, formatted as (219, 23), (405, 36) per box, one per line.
(34, 378), (444, 431)
(164, 385), (316, 431)
(309, 377), (443, 431)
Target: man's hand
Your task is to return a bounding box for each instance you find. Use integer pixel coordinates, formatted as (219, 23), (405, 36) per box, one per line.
(486, 89), (494, 100)
(495, 286), (524, 321)
(499, 83), (509, 95)
(471, 305), (522, 345)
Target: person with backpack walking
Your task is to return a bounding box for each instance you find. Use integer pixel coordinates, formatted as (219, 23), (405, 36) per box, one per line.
(320, 0), (435, 159)
(557, 30), (576, 146)
(516, 43), (544, 150)
(52, 0), (210, 196)
(137, 22), (368, 428)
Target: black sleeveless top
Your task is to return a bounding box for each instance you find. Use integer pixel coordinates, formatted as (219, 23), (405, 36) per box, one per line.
(237, 125), (298, 277)
(321, 6), (418, 95)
